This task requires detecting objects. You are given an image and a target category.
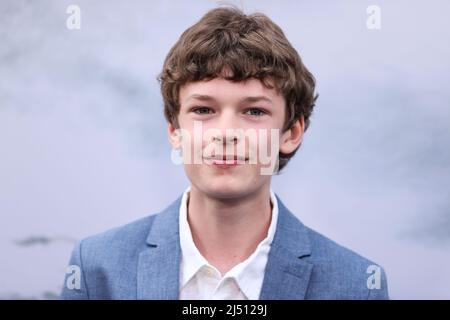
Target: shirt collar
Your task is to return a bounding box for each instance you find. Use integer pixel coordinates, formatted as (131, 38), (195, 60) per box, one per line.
(179, 186), (209, 288)
(228, 190), (278, 300)
(178, 186), (279, 300)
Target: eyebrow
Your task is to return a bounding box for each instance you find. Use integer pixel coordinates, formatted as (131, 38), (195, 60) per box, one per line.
(185, 94), (273, 105)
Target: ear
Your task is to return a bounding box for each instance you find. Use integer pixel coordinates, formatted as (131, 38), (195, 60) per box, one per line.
(279, 116), (305, 155)
(168, 122), (182, 149)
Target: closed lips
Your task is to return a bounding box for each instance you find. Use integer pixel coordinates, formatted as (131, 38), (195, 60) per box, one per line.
(203, 155), (248, 161)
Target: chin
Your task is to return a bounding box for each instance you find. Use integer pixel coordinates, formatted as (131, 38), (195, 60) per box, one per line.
(205, 185), (248, 200)
(185, 163), (270, 198)
(191, 171), (266, 201)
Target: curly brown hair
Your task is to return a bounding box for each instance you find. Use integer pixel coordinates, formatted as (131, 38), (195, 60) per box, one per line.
(157, 6), (318, 171)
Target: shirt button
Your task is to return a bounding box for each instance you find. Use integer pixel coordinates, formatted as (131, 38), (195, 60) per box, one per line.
(204, 266), (214, 277)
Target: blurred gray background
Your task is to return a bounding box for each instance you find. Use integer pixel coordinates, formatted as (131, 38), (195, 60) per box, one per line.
(1, 0), (449, 299)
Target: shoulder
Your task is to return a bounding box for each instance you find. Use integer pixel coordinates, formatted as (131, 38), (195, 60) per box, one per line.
(304, 226), (389, 299)
(306, 226), (374, 269)
(79, 196), (181, 255)
(60, 214), (160, 299)
(80, 214), (157, 257)
(274, 196), (389, 299)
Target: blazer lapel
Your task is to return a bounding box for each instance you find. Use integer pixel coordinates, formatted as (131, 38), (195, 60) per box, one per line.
(259, 195), (313, 300)
(136, 194), (313, 300)
(137, 197), (182, 300)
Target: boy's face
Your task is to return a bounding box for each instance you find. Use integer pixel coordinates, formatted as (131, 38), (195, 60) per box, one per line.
(168, 77), (304, 200)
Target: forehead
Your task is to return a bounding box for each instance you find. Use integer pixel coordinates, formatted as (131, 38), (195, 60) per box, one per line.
(179, 77), (283, 105)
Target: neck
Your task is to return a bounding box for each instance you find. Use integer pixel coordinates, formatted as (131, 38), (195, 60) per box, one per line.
(187, 184), (273, 275)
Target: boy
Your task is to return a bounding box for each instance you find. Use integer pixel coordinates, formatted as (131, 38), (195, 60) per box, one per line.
(61, 6), (388, 300)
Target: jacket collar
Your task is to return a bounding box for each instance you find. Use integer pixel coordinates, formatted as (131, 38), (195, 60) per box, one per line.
(137, 196), (182, 299)
(259, 195), (313, 299)
(137, 194), (313, 300)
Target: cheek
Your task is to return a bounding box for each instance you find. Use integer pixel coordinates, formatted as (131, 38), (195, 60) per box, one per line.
(253, 128), (281, 155)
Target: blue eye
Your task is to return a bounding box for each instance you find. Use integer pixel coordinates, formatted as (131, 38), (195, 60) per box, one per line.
(193, 107), (213, 114)
(245, 108), (266, 116)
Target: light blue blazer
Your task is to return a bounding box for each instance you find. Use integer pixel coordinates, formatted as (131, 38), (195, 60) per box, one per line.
(61, 195), (389, 299)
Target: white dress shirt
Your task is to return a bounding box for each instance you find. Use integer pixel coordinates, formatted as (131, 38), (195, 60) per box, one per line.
(178, 187), (279, 300)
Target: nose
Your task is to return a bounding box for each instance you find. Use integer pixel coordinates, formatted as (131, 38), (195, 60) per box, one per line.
(211, 131), (239, 145)
(209, 110), (242, 145)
